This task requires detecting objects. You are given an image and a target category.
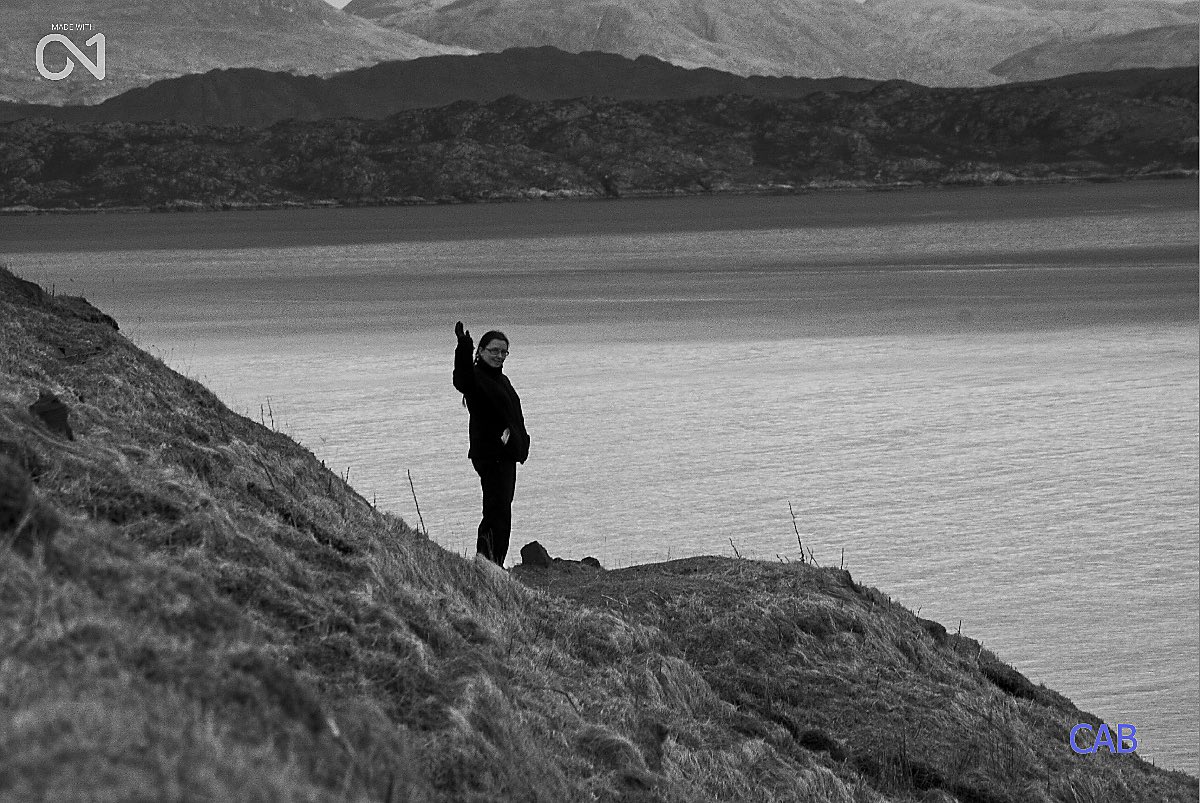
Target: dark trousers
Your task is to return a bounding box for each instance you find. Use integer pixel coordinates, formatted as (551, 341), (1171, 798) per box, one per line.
(472, 458), (516, 566)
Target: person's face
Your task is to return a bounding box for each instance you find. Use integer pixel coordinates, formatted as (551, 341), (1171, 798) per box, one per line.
(478, 340), (509, 368)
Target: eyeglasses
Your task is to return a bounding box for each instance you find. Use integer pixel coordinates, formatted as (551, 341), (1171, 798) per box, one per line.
(482, 347), (509, 356)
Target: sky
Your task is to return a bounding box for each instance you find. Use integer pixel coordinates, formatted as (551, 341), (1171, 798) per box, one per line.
(320, 0), (1200, 9)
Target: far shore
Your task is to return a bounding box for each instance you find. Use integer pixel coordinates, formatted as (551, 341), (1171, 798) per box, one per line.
(2, 169), (1195, 218)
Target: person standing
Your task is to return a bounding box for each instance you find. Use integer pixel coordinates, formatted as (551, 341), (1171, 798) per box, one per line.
(453, 321), (530, 566)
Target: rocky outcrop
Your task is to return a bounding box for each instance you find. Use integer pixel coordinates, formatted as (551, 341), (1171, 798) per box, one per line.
(517, 540), (604, 573)
(28, 392), (75, 441)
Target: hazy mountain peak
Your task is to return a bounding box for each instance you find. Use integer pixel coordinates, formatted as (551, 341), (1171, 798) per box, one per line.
(346, 0), (1199, 85)
(991, 23), (1199, 81)
(1, 0), (473, 105)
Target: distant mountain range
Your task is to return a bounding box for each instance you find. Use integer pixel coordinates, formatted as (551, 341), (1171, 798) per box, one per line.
(0, 48), (880, 128)
(344, 0), (1199, 87)
(3, 0), (1194, 112)
(992, 24), (1199, 82)
(3, 67), (1193, 211)
(1, 0), (468, 106)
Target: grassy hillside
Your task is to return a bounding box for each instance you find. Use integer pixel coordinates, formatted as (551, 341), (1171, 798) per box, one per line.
(1, 265), (1196, 801)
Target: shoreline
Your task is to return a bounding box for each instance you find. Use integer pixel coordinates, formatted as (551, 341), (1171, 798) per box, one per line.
(2, 169), (1195, 217)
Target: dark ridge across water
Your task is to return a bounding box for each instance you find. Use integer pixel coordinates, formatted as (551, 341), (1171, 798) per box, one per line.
(2, 179), (1196, 255)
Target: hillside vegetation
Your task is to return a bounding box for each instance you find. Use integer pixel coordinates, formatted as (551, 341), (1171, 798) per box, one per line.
(2, 267), (1197, 801)
(1, 68), (1195, 211)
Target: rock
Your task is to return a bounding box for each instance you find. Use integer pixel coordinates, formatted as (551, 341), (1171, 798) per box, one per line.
(28, 391), (74, 440)
(520, 540), (553, 567)
(550, 556), (604, 573)
(516, 541), (605, 572)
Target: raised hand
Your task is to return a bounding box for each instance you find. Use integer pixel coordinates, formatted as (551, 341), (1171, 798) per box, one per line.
(455, 320), (472, 343)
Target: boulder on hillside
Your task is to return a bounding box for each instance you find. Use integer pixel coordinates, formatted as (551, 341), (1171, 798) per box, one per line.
(520, 540), (552, 567)
(517, 540), (604, 573)
(28, 391), (74, 441)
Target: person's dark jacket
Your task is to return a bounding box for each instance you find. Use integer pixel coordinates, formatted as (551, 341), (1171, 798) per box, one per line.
(453, 339), (530, 464)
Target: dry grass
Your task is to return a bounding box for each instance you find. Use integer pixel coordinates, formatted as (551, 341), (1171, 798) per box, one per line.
(1, 265), (1196, 802)
(515, 557), (1199, 802)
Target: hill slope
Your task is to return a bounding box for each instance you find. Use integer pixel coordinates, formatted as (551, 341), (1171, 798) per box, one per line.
(1, 68), (1194, 210)
(345, 0), (1199, 86)
(0, 47), (879, 128)
(991, 24), (1200, 82)
(2, 266), (1196, 800)
(1, 0), (468, 106)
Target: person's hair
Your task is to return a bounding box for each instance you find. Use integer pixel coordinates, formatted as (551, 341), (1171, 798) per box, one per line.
(478, 330), (509, 350)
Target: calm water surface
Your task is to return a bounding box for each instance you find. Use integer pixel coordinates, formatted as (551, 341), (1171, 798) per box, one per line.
(4, 181), (1197, 774)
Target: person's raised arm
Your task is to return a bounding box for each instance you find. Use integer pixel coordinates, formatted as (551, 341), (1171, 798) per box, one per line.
(452, 321), (476, 394)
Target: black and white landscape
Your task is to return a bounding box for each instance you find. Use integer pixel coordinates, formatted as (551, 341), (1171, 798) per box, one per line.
(5, 0), (1196, 105)
(1, 1), (1197, 799)
(1, 0), (469, 105)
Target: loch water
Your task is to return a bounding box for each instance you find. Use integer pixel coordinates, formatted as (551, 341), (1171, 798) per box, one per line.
(6, 180), (1198, 775)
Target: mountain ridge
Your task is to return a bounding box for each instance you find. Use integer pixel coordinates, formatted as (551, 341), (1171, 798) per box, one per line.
(1, 0), (469, 106)
(991, 24), (1200, 82)
(0, 48), (880, 128)
(6, 0), (1195, 108)
(345, 0), (1200, 86)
